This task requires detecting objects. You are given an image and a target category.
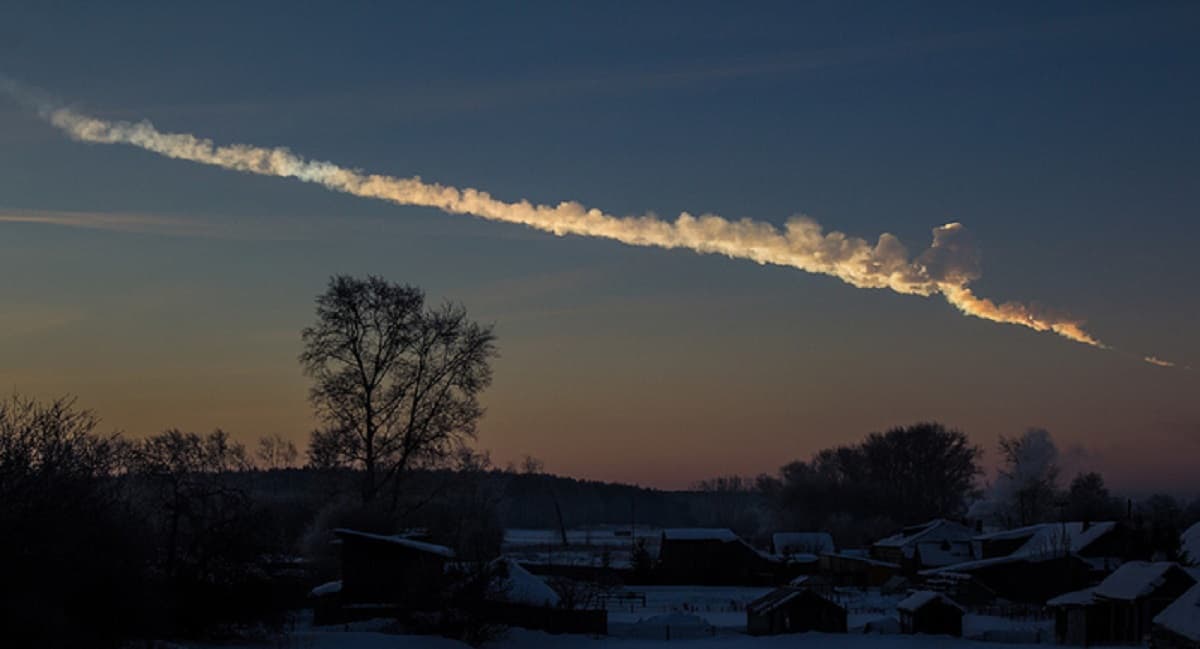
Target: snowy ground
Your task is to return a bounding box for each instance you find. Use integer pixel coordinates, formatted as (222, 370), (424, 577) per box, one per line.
(182, 587), (1057, 649)
(188, 628), (1063, 649)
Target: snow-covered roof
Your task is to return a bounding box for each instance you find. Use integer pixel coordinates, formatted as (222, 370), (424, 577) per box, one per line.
(921, 547), (1076, 575)
(773, 532), (835, 555)
(310, 580), (342, 597)
(875, 519), (974, 549)
(1182, 522), (1200, 565)
(1046, 587), (1096, 607)
(748, 587), (806, 614)
(492, 558), (560, 608)
(748, 586), (838, 615)
(1155, 582), (1200, 642)
(503, 528), (659, 547)
(896, 590), (964, 613)
(662, 528), (739, 542)
(825, 551), (901, 568)
(975, 521), (1116, 559)
(333, 528), (456, 558)
(1094, 561), (1181, 601)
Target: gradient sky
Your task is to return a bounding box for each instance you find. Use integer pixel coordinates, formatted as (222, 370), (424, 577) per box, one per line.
(2, 1), (1198, 491)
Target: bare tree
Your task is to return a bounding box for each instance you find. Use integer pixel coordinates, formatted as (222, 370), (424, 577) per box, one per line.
(301, 275), (498, 505)
(255, 433), (299, 470)
(995, 428), (1062, 526)
(130, 429), (254, 580)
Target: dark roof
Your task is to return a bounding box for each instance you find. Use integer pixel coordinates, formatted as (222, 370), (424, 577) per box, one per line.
(747, 587), (841, 616)
(333, 528), (455, 558)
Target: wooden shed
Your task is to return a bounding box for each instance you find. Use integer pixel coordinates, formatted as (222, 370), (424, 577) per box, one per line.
(1048, 561), (1196, 646)
(897, 591), (964, 637)
(656, 528), (779, 585)
(333, 528), (454, 608)
(1152, 582), (1200, 649)
(746, 586), (847, 636)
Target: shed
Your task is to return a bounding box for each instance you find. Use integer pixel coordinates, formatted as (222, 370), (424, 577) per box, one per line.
(746, 586), (847, 635)
(820, 552), (901, 588)
(1047, 561), (1196, 646)
(1153, 582), (1200, 649)
(922, 552), (1092, 603)
(332, 528), (453, 608)
(897, 590), (964, 637)
(657, 528), (780, 585)
(772, 532), (835, 557)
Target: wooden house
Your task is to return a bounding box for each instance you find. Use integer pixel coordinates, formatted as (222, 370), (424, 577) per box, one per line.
(656, 528), (780, 585)
(1048, 561), (1197, 646)
(873, 520), (975, 572)
(1152, 582), (1200, 649)
(746, 586), (847, 635)
(333, 528), (454, 607)
(819, 552), (901, 588)
(896, 590), (964, 637)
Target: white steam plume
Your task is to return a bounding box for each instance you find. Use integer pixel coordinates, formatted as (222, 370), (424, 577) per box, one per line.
(4, 84), (1174, 364)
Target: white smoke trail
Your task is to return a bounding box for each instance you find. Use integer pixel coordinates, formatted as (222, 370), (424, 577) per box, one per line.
(6, 85), (1174, 362)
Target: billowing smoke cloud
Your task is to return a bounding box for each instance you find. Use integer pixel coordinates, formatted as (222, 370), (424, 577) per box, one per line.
(3, 85), (1173, 363)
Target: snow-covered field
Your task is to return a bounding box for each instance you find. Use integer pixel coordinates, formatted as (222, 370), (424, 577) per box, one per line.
(191, 628), (1060, 649)
(185, 585), (1057, 649)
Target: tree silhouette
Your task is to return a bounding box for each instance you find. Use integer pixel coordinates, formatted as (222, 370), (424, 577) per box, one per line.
(301, 275), (497, 505)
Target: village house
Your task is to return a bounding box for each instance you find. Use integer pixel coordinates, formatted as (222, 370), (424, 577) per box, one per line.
(973, 521), (1131, 570)
(1152, 582), (1200, 649)
(820, 551), (901, 588)
(923, 551), (1094, 604)
(311, 528), (455, 624)
(480, 558), (607, 635)
(772, 532), (835, 558)
(746, 586), (847, 635)
(897, 590), (965, 637)
(656, 528), (780, 585)
(873, 519), (975, 572)
(1047, 561), (1197, 646)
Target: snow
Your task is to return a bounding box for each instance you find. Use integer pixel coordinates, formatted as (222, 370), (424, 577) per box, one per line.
(858, 616), (901, 634)
(183, 630), (472, 648)
(896, 590), (963, 613)
(310, 580), (343, 597)
(505, 528), (662, 548)
(874, 519), (973, 551)
(1093, 561), (1177, 600)
(1182, 522), (1200, 565)
(1154, 582), (1200, 641)
(922, 549), (1067, 575)
(1046, 587), (1095, 607)
(746, 588), (805, 615)
(622, 613), (715, 640)
(493, 558), (560, 607)
(663, 528), (740, 542)
(492, 628), (1054, 648)
(974, 522), (1116, 560)
(334, 528), (456, 558)
(772, 532), (835, 556)
(825, 552), (901, 568)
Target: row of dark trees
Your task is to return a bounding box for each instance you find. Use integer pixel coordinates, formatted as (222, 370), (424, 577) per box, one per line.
(693, 422), (1200, 555)
(0, 396), (304, 647)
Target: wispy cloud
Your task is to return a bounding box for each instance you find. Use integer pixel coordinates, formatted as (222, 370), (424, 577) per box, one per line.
(0, 207), (318, 241)
(0, 208), (219, 236)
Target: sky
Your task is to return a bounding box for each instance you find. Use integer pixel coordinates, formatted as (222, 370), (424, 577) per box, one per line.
(1, 1), (1198, 491)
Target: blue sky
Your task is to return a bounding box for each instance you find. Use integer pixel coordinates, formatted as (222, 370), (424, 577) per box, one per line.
(2, 1), (1198, 489)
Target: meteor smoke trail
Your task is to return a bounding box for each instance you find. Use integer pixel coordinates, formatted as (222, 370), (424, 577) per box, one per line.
(3, 82), (1172, 363)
